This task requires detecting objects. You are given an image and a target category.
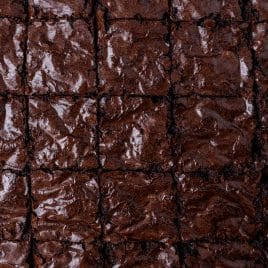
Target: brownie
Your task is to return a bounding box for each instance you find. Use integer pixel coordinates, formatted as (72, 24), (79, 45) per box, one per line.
(178, 171), (261, 241)
(171, 20), (252, 96)
(98, 17), (170, 95)
(0, 0), (25, 17)
(174, 97), (255, 172)
(34, 241), (102, 267)
(29, 97), (97, 169)
(106, 242), (180, 267)
(0, 19), (25, 94)
(0, 171), (28, 240)
(262, 167), (268, 238)
(101, 171), (178, 244)
(32, 170), (100, 242)
(100, 0), (168, 19)
(0, 241), (29, 266)
(171, 0), (242, 21)
(27, 19), (96, 95)
(184, 242), (265, 267)
(29, 0), (92, 18)
(0, 97), (26, 170)
(252, 0), (268, 21)
(100, 96), (173, 171)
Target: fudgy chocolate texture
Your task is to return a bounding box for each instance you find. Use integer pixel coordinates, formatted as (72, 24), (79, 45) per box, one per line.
(178, 171), (261, 241)
(0, 97), (26, 170)
(101, 171), (179, 244)
(262, 167), (268, 238)
(100, 0), (168, 19)
(171, 0), (242, 21)
(106, 242), (180, 267)
(29, 97), (97, 169)
(172, 20), (252, 97)
(0, 19), (25, 94)
(100, 96), (173, 170)
(252, 0), (268, 21)
(0, 171), (28, 240)
(34, 241), (102, 267)
(98, 17), (170, 95)
(29, 0), (92, 18)
(184, 242), (265, 267)
(32, 170), (100, 242)
(174, 97), (255, 172)
(0, 0), (24, 17)
(27, 19), (96, 95)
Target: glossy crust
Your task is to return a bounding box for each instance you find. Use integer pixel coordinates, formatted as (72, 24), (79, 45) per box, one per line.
(32, 170), (101, 242)
(0, 19), (25, 94)
(98, 17), (170, 95)
(29, 97), (97, 169)
(101, 171), (179, 244)
(171, 20), (252, 96)
(174, 97), (255, 172)
(27, 19), (96, 95)
(100, 96), (173, 170)
(178, 172), (261, 241)
(252, 0), (268, 21)
(0, 0), (25, 17)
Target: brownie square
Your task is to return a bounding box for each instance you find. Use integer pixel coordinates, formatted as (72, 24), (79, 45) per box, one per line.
(106, 242), (179, 267)
(252, 0), (268, 21)
(178, 171), (261, 241)
(32, 170), (101, 242)
(0, 1), (25, 17)
(0, 171), (28, 240)
(34, 241), (102, 267)
(29, 97), (97, 169)
(101, 171), (178, 244)
(29, 0), (92, 18)
(172, 0), (242, 21)
(27, 19), (96, 95)
(174, 97), (255, 172)
(100, 0), (168, 19)
(0, 19), (25, 94)
(0, 97), (26, 170)
(98, 18), (170, 95)
(100, 96), (173, 171)
(171, 21), (252, 96)
(0, 241), (29, 266)
(184, 242), (265, 267)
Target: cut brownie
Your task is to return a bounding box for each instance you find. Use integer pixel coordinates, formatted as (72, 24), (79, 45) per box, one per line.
(29, 0), (92, 18)
(0, 0), (25, 17)
(100, 0), (168, 19)
(174, 97), (255, 172)
(171, 20), (252, 96)
(106, 241), (179, 267)
(27, 19), (96, 95)
(100, 96), (172, 171)
(0, 19), (25, 94)
(29, 97), (97, 169)
(98, 17), (170, 95)
(252, 0), (268, 21)
(0, 97), (26, 170)
(178, 171), (261, 241)
(101, 171), (178, 244)
(0, 171), (28, 240)
(34, 241), (102, 267)
(32, 170), (101, 242)
(172, 0), (242, 21)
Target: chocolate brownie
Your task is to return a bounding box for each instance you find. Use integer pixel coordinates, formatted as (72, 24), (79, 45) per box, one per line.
(29, 97), (97, 169)
(34, 241), (102, 267)
(262, 167), (268, 238)
(0, 97), (26, 170)
(0, 0), (25, 17)
(100, 0), (168, 19)
(98, 17), (170, 95)
(100, 96), (173, 171)
(171, 20), (252, 96)
(174, 97), (255, 172)
(29, 0), (92, 18)
(0, 171), (28, 240)
(32, 170), (100, 242)
(172, 0), (242, 21)
(178, 171), (261, 241)
(106, 242), (179, 267)
(184, 242), (265, 267)
(0, 19), (25, 94)
(252, 0), (268, 21)
(27, 19), (96, 95)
